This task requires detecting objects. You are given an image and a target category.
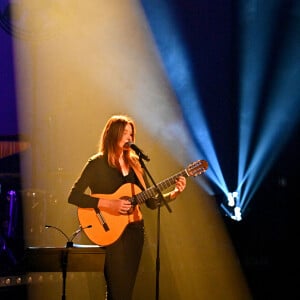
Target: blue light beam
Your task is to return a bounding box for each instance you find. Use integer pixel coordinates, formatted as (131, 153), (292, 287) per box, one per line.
(238, 1), (300, 211)
(140, 0), (228, 195)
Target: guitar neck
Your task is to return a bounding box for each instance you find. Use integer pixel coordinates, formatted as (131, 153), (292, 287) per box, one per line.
(135, 169), (189, 205)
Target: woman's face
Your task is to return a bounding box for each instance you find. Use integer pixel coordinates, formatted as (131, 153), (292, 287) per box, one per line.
(118, 123), (133, 150)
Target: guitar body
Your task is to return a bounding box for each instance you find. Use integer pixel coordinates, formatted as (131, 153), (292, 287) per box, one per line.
(78, 183), (143, 246)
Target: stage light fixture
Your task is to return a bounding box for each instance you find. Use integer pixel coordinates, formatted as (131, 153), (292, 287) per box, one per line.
(227, 191), (238, 207)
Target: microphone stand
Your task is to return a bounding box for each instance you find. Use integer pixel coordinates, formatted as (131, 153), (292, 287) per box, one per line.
(137, 153), (172, 300)
(45, 224), (92, 300)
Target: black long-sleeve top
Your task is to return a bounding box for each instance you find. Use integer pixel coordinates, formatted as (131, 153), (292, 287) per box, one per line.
(68, 154), (158, 209)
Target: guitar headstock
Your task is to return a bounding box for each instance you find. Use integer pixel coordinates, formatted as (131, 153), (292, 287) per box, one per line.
(186, 160), (208, 177)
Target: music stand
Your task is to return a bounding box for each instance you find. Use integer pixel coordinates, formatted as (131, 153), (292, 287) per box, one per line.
(19, 245), (106, 300)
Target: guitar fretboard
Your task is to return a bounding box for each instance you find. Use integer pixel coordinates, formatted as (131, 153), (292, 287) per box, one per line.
(133, 169), (189, 205)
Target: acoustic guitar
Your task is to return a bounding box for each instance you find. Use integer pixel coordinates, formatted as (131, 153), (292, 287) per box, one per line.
(78, 159), (208, 246)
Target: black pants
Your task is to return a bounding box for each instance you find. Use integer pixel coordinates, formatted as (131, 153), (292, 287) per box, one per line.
(104, 220), (144, 300)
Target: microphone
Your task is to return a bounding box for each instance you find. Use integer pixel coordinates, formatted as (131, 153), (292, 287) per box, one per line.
(125, 141), (150, 161)
(45, 224), (92, 247)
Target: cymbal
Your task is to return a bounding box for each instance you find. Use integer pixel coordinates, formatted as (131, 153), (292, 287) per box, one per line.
(0, 141), (30, 159)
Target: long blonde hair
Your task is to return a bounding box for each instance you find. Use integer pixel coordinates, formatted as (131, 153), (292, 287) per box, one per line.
(99, 115), (142, 173)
